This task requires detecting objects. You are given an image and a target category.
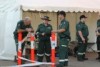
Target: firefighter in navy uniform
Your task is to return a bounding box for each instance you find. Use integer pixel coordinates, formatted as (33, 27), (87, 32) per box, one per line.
(76, 15), (89, 61)
(36, 16), (52, 63)
(13, 17), (34, 62)
(53, 11), (70, 67)
(96, 16), (100, 61)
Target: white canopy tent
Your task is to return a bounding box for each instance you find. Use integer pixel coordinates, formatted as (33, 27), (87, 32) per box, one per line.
(21, 0), (100, 12)
(0, 0), (100, 60)
(0, 0), (21, 60)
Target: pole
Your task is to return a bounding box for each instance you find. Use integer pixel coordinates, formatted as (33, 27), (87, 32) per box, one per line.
(30, 33), (35, 62)
(51, 32), (56, 67)
(17, 32), (22, 65)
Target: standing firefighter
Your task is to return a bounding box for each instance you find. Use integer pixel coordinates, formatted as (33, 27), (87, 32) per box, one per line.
(76, 15), (89, 61)
(96, 15), (100, 61)
(36, 16), (52, 63)
(53, 11), (70, 67)
(13, 17), (34, 61)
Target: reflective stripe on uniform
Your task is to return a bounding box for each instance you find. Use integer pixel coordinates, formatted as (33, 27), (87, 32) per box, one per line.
(78, 53), (84, 55)
(61, 45), (67, 47)
(37, 54), (44, 56)
(64, 59), (68, 61)
(59, 59), (68, 62)
(59, 60), (65, 62)
(45, 53), (51, 56)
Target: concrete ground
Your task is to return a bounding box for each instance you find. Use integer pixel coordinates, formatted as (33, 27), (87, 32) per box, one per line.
(0, 52), (100, 67)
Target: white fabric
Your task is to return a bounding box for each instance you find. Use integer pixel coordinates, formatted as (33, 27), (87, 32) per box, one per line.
(0, 0), (21, 60)
(20, 0), (100, 12)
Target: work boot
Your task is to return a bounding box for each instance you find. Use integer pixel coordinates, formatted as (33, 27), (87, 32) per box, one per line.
(55, 64), (64, 67)
(96, 52), (100, 60)
(96, 57), (100, 60)
(83, 54), (88, 60)
(34, 66), (40, 67)
(56, 64), (63, 67)
(99, 60), (100, 62)
(77, 58), (84, 62)
(84, 58), (88, 60)
(77, 55), (84, 62)
(64, 62), (68, 66)
(14, 56), (17, 62)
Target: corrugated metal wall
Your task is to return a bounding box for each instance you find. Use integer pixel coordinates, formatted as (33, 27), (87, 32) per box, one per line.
(22, 11), (98, 42)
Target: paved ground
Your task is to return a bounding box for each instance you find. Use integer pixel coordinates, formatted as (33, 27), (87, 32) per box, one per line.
(0, 52), (100, 67)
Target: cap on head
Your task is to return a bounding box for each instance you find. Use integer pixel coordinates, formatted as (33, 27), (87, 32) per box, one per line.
(41, 16), (51, 21)
(58, 11), (66, 17)
(80, 15), (87, 20)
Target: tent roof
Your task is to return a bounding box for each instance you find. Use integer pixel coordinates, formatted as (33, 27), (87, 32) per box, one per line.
(20, 0), (100, 12)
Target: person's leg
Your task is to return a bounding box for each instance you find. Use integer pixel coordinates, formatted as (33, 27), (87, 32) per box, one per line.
(74, 46), (78, 57)
(83, 39), (88, 60)
(96, 37), (100, 60)
(59, 46), (67, 67)
(14, 39), (18, 62)
(58, 39), (68, 67)
(37, 40), (44, 62)
(45, 40), (51, 62)
(64, 40), (69, 66)
(77, 42), (84, 61)
(97, 43), (100, 59)
(21, 42), (26, 54)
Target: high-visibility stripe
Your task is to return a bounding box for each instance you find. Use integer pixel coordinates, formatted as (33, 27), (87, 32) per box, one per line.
(59, 60), (65, 62)
(61, 45), (67, 47)
(37, 54), (44, 56)
(59, 59), (68, 62)
(64, 59), (68, 61)
(45, 53), (51, 56)
(78, 53), (84, 55)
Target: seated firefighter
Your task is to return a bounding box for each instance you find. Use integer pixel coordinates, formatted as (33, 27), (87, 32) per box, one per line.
(13, 17), (34, 62)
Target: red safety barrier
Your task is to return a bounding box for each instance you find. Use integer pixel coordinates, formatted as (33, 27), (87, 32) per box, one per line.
(30, 34), (35, 62)
(17, 32), (22, 65)
(51, 32), (56, 67)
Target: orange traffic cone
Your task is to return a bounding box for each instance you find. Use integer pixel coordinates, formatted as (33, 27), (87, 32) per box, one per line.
(17, 32), (22, 65)
(30, 33), (35, 62)
(51, 32), (56, 67)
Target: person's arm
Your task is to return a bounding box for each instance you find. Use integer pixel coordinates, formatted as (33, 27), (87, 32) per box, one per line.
(77, 24), (85, 43)
(96, 28), (100, 36)
(36, 25), (43, 36)
(78, 31), (85, 43)
(97, 21), (100, 28)
(57, 29), (65, 33)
